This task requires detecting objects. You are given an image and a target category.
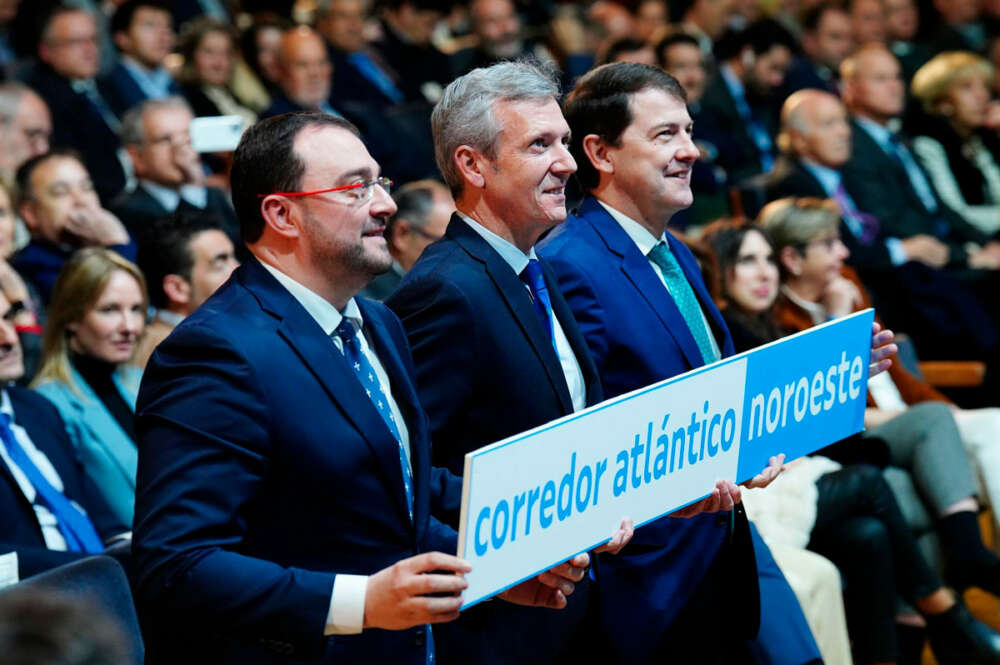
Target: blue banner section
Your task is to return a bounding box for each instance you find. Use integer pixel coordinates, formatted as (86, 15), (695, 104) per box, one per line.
(735, 309), (873, 481)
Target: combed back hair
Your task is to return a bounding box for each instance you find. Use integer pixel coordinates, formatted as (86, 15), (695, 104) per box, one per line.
(839, 42), (893, 83)
(563, 62), (687, 192)
(0, 83), (31, 126)
(110, 0), (171, 36)
(758, 196), (840, 276)
(40, 5), (92, 46)
(801, 2), (847, 33)
(33, 248), (148, 394)
(388, 180), (440, 236)
(14, 149), (85, 205)
(231, 111), (360, 244)
(120, 96), (192, 146)
(715, 18), (799, 62)
(431, 59), (560, 197)
(137, 210), (225, 309)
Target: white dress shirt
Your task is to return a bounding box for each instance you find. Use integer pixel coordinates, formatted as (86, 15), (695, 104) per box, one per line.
(597, 201), (721, 360)
(262, 263), (413, 636)
(458, 214), (587, 412)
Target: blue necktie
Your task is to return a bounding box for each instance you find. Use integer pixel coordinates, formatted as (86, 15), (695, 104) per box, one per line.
(519, 259), (555, 346)
(886, 133), (939, 213)
(648, 242), (720, 365)
(347, 52), (405, 104)
(730, 91), (775, 172)
(0, 413), (103, 553)
(333, 319), (413, 522)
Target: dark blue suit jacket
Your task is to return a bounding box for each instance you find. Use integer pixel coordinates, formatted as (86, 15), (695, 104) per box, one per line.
(539, 198), (819, 665)
(133, 258), (460, 665)
(386, 215), (603, 665)
(99, 61), (181, 119)
(0, 386), (125, 579)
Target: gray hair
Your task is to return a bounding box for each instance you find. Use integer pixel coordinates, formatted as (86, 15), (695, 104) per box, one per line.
(0, 82), (32, 126)
(432, 59), (560, 196)
(120, 96), (193, 146)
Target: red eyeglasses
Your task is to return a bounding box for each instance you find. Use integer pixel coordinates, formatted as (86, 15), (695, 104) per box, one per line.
(259, 177), (394, 202)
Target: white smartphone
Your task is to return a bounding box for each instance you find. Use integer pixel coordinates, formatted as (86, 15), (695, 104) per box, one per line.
(190, 115), (247, 153)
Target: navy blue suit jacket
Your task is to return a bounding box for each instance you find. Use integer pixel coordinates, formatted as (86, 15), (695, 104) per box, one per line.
(386, 215), (603, 665)
(0, 386), (125, 579)
(99, 61), (181, 119)
(133, 258), (460, 665)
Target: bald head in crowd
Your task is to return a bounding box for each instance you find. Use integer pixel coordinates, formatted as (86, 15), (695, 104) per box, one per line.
(778, 89), (852, 168)
(277, 27), (333, 109)
(840, 44), (907, 126)
(387, 180), (453, 272)
(0, 84), (51, 185)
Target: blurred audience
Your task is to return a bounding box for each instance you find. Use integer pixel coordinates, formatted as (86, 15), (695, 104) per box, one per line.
(884, 0), (933, 80)
(238, 15), (285, 98)
(598, 36), (657, 66)
(32, 248), (145, 527)
(371, 0), (453, 104)
(847, 0), (886, 45)
(133, 210), (236, 368)
(0, 84), (51, 188)
(909, 52), (1000, 235)
(102, 0), (178, 118)
(13, 151), (134, 305)
(782, 3), (853, 95)
(113, 97), (238, 247)
(260, 26), (336, 117)
(176, 17), (256, 125)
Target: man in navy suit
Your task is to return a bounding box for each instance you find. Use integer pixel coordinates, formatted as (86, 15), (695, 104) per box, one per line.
(0, 288), (128, 580)
(538, 63), (895, 664)
(132, 111), (589, 665)
(102, 0), (180, 118)
(387, 60), (728, 665)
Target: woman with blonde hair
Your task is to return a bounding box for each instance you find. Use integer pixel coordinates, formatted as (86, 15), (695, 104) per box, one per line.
(32, 248), (146, 526)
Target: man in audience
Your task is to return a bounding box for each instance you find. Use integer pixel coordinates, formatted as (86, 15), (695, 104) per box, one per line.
(132, 211), (237, 368)
(673, 0), (732, 59)
(102, 0), (179, 118)
(847, 0), (887, 44)
(771, 88), (1000, 375)
(22, 5), (129, 204)
(113, 97), (238, 245)
(133, 110), (590, 665)
(884, 0), (933, 79)
(260, 27), (338, 118)
(12, 150), (134, 304)
(929, 0), (988, 52)
(371, 0), (452, 104)
(0, 84), (51, 188)
(451, 0), (529, 74)
(695, 18), (798, 184)
(318, 0), (406, 108)
(0, 286), (129, 580)
(359, 179), (451, 301)
(781, 3), (853, 95)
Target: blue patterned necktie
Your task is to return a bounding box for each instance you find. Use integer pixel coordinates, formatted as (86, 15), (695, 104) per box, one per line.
(333, 319), (413, 522)
(647, 242), (720, 365)
(519, 259), (555, 346)
(0, 413), (103, 553)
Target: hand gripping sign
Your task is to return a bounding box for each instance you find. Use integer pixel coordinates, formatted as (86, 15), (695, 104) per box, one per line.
(457, 309), (874, 608)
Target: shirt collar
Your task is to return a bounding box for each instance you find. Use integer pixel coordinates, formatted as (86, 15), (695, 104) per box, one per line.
(800, 159), (842, 196)
(596, 200), (664, 257)
(260, 262), (362, 336)
(781, 285), (828, 326)
(0, 389), (11, 418)
(853, 116), (893, 153)
(457, 212), (536, 275)
(140, 180), (208, 211)
(720, 64), (747, 104)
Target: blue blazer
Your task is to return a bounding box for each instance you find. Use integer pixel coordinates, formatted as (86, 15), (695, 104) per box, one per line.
(539, 198), (819, 665)
(34, 366), (141, 528)
(99, 61), (181, 119)
(0, 386), (126, 578)
(386, 215), (604, 665)
(132, 258), (459, 665)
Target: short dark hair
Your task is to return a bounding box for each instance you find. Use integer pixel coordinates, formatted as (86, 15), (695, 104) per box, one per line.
(15, 148), (85, 204)
(656, 31), (701, 69)
(110, 0), (171, 36)
(137, 210), (225, 308)
(388, 182), (436, 237)
(801, 2), (847, 34)
(230, 112), (360, 244)
(598, 37), (651, 66)
(715, 18), (799, 62)
(39, 4), (90, 47)
(563, 63), (687, 192)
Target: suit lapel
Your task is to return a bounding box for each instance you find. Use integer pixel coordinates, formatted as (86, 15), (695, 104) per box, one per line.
(243, 261), (412, 526)
(580, 198), (706, 370)
(448, 217), (575, 413)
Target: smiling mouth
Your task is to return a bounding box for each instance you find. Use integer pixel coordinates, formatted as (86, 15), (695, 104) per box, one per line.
(665, 169), (691, 180)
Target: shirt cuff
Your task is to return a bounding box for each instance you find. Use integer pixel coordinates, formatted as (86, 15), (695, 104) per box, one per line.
(885, 237), (907, 266)
(324, 574), (368, 635)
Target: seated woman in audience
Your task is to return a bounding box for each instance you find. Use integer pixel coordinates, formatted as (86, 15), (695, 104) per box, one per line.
(909, 52), (1000, 235)
(32, 249), (146, 527)
(702, 215), (1000, 665)
(178, 17), (258, 126)
(759, 196), (1000, 575)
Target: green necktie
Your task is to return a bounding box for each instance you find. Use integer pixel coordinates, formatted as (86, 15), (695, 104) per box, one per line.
(648, 241), (719, 365)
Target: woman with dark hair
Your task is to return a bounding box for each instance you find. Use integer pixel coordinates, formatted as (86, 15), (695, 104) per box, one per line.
(702, 212), (1000, 665)
(177, 17), (259, 123)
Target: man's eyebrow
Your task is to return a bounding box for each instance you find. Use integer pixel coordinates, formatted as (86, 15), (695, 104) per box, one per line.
(336, 167), (374, 183)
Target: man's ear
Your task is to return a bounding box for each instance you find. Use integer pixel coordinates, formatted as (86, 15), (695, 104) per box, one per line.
(259, 195), (301, 240)
(581, 134), (614, 176)
(112, 30), (131, 54)
(162, 274), (191, 307)
(780, 245), (803, 277)
(18, 201), (37, 232)
(453, 145), (487, 191)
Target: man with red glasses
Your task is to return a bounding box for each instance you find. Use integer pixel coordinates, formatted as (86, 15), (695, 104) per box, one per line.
(131, 111), (593, 665)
